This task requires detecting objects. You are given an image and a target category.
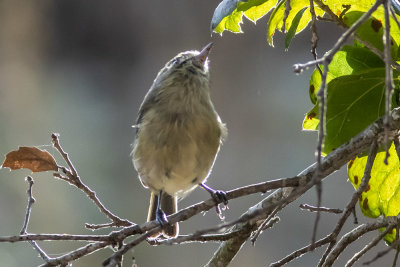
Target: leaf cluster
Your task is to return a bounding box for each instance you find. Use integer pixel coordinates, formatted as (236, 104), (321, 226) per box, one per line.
(212, 0), (400, 249)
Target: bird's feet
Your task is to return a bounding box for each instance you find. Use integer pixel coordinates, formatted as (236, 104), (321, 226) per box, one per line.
(210, 189), (228, 206)
(200, 183), (229, 220)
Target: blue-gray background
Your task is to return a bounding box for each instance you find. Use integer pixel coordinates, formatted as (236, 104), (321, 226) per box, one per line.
(0, 1), (393, 266)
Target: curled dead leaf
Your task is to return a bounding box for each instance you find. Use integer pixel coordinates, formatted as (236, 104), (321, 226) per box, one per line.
(1, 146), (58, 172)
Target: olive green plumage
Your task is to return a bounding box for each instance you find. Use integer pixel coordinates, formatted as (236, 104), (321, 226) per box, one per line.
(132, 43), (226, 238)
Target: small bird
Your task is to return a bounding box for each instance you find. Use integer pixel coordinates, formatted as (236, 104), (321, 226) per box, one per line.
(132, 43), (227, 238)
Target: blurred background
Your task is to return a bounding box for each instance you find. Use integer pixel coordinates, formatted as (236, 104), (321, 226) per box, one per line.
(0, 0), (394, 266)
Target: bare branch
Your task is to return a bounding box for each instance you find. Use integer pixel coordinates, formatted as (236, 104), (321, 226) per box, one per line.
(299, 204), (342, 214)
(103, 229), (160, 267)
(345, 224), (396, 267)
(20, 176), (52, 262)
(51, 133), (132, 228)
(39, 242), (109, 267)
(363, 231), (400, 266)
(270, 235), (333, 267)
(309, 0), (323, 247)
(323, 218), (394, 267)
(383, 0), (394, 164)
(0, 234), (112, 243)
(250, 207), (281, 244)
(320, 141), (379, 266)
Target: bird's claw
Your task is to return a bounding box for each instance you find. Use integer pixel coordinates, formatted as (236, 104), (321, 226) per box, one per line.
(212, 190), (228, 206)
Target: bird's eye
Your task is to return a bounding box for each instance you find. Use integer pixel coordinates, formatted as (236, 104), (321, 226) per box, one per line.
(171, 59), (179, 65)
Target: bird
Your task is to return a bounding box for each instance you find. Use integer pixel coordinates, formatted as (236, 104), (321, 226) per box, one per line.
(132, 43), (227, 238)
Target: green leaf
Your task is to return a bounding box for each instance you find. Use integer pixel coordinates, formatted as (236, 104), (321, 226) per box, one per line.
(285, 7), (308, 50)
(304, 46), (385, 134)
(348, 143), (400, 243)
(267, 0), (324, 46)
(309, 46), (385, 102)
(343, 11), (399, 60)
(324, 69), (388, 154)
(212, 0), (278, 34)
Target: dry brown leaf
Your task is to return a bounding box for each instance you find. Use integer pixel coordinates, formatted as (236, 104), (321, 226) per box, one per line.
(1, 146), (58, 172)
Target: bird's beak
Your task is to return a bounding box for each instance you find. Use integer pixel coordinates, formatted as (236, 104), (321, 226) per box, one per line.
(196, 42), (213, 63)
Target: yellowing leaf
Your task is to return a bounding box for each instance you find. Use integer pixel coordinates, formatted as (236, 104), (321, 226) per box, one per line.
(348, 143), (400, 243)
(2, 147), (58, 172)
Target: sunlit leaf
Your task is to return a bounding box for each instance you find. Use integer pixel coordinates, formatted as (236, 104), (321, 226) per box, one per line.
(302, 104), (319, 131)
(348, 143), (400, 243)
(211, 0), (277, 34)
(306, 69), (400, 155)
(267, 0), (324, 46)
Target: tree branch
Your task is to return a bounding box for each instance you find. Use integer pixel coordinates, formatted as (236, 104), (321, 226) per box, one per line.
(51, 133), (132, 229)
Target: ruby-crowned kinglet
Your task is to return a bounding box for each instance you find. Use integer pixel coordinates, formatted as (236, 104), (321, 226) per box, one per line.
(132, 43), (227, 238)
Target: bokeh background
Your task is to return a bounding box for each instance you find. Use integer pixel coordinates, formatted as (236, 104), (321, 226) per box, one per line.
(0, 0), (394, 266)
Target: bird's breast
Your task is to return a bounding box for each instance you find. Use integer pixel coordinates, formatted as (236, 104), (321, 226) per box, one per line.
(133, 109), (222, 196)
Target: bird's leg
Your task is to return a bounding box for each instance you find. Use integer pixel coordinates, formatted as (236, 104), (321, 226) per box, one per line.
(155, 190), (168, 227)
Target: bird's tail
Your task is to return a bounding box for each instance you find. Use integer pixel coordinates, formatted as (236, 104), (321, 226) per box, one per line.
(147, 192), (178, 238)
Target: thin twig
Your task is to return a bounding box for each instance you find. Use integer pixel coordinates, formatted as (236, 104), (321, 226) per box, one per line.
(51, 133), (132, 228)
(345, 224), (395, 266)
(270, 235), (333, 267)
(149, 223), (273, 246)
(309, 0), (323, 247)
(320, 141), (379, 266)
(323, 218), (393, 267)
(383, 0), (394, 164)
(39, 242), (109, 267)
(299, 204), (342, 214)
(363, 234), (400, 265)
(20, 176), (52, 262)
(352, 206), (358, 224)
(103, 229), (159, 267)
(250, 208), (281, 244)
(0, 234), (113, 242)
(20, 176), (35, 234)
